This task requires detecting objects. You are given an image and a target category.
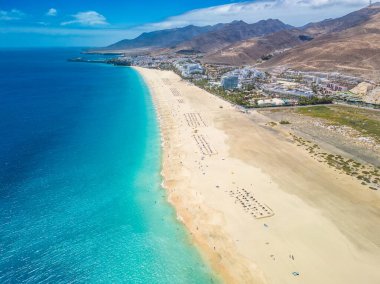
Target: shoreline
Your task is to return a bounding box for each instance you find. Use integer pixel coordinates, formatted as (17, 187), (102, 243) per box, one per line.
(134, 66), (380, 284)
(135, 67), (260, 283)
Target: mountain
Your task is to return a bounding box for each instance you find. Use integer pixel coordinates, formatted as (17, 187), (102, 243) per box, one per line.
(302, 3), (380, 36)
(203, 29), (313, 65)
(103, 3), (380, 81)
(106, 24), (222, 51)
(260, 4), (380, 80)
(104, 19), (292, 54)
(173, 19), (292, 54)
(202, 4), (380, 79)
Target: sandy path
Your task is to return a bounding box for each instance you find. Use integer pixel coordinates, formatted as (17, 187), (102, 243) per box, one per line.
(134, 67), (380, 284)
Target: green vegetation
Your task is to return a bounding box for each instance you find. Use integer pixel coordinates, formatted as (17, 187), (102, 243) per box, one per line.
(279, 120), (290, 124)
(244, 83), (256, 91)
(261, 54), (273, 61)
(298, 96), (333, 105)
(193, 79), (253, 107)
(179, 69), (333, 109)
(296, 105), (380, 142)
(311, 83), (318, 94)
(289, 133), (379, 190)
(267, 121), (277, 127)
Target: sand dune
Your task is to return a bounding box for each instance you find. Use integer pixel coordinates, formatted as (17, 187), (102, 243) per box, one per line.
(135, 67), (380, 284)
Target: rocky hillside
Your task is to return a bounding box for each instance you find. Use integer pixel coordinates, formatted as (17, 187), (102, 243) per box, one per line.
(260, 5), (380, 81)
(350, 82), (380, 104)
(203, 5), (380, 71)
(104, 19), (292, 54)
(203, 29), (313, 65)
(302, 3), (380, 36)
(106, 24), (221, 50)
(103, 4), (380, 82)
(174, 19), (292, 54)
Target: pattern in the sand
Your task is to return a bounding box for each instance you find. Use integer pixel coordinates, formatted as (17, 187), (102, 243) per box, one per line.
(170, 87), (181, 96)
(184, 113), (207, 127)
(230, 188), (274, 219)
(162, 78), (171, 85)
(193, 134), (217, 155)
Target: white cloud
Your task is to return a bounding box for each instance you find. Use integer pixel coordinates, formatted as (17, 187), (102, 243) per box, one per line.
(137, 0), (368, 30)
(0, 0), (370, 47)
(46, 8), (57, 17)
(298, 0), (367, 8)
(61, 11), (109, 26)
(0, 9), (24, 21)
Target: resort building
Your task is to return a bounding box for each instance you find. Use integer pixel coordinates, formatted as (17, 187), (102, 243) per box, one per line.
(174, 61), (204, 78)
(221, 75), (239, 89)
(327, 83), (348, 92)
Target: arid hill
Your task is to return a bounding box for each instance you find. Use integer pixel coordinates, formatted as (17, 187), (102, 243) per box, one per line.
(102, 19), (291, 55)
(106, 24), (220, 51)
(202, 4), (380, 73)
(303, 4), (380, 36)
(203, 29), (313, 65)
(174, 19), (292, 54)
(101, 4), (380, 81)
(260, 6), (380, 81)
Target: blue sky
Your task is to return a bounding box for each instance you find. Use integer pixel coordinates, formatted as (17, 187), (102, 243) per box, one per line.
(0, 0), (369, 47)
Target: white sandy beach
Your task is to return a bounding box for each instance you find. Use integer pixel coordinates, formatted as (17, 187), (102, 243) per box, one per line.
(134, 67), (380, 284)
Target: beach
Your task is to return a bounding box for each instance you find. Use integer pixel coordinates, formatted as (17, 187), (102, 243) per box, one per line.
(135, 67), (380, 284)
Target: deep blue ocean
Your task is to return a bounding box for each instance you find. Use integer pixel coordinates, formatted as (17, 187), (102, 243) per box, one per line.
(0, 48), (217, 283)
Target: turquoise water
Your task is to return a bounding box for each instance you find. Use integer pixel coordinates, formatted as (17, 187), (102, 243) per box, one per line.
(0, 48), (217, 283)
